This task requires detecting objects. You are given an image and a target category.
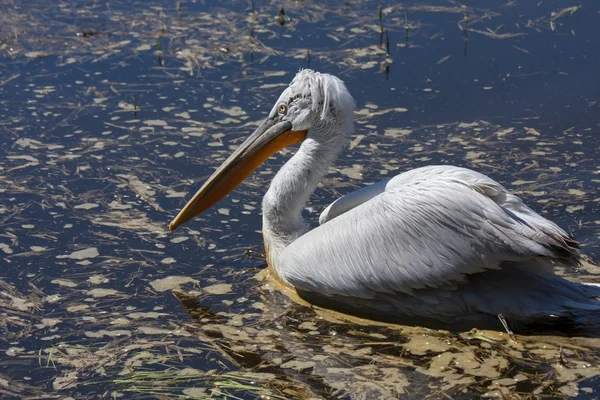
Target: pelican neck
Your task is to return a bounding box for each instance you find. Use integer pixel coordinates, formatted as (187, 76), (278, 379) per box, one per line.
(261, 127), (345, 274)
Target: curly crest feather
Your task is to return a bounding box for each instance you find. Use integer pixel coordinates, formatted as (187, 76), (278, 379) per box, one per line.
(289, 69), (356, 122)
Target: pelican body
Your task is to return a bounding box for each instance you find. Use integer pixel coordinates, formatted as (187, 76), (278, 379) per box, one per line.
(171, 70), (600, 329)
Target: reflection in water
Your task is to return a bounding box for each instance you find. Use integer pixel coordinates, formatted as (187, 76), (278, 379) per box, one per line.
(463, 1), (469, 57)
(378, 5), (384, 46)
(156, 36), (164, 66)
(404, 7), (409, 46)
(249, 25), (255, 63)
(171, 271), (600, 399)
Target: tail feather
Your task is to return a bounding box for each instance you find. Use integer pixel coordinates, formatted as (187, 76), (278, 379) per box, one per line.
(500, 193), (581, 266)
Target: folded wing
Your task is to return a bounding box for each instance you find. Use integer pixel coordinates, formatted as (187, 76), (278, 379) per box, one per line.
(284, 166), (579, 301)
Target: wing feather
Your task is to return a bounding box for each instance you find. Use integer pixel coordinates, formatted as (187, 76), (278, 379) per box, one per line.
(319, 178), (390, 224)
(281, 166), (580, 301)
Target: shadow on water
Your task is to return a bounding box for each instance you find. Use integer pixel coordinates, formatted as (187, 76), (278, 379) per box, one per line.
(1, 0), (600, 398)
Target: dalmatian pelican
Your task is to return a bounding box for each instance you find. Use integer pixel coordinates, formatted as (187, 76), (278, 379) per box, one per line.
(170, 69), (599, 329)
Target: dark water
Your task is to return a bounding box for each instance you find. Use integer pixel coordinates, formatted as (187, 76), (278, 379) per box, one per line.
(1, 0), (600, 398)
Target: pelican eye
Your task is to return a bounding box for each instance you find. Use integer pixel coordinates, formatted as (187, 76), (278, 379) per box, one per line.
(277, 103), (288, 115)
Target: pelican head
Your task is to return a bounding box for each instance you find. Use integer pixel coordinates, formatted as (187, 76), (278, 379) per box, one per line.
(170, 69), (355, 231)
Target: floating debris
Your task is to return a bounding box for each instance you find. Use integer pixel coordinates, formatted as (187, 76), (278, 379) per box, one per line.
(56, 248), (99, 260)
(150, 276), (200, 292)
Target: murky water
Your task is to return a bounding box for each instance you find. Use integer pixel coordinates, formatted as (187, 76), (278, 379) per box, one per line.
(1, 0), (600, 398)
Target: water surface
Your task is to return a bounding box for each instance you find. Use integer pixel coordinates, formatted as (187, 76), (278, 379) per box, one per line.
(1, 0), (600, 398)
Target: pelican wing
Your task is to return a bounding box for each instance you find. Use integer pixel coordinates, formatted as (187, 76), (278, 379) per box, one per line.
(282, 166), (579, 300)
(319, 177), (391, 224)
(319, 165), (529, 223)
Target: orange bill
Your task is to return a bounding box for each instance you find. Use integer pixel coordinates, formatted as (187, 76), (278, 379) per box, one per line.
(169, 119), (307, 231)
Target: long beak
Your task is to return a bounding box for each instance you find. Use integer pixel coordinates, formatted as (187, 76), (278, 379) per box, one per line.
(169, 118), (307, 231)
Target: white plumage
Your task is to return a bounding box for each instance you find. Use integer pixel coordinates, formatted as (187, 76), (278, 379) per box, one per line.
(171, 69), (600, 330)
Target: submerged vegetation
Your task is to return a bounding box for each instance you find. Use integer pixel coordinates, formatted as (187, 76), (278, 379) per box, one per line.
(0, 0), (598, 398)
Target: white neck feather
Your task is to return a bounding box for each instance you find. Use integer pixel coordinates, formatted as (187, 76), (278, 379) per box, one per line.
(262, 126), (346, 278)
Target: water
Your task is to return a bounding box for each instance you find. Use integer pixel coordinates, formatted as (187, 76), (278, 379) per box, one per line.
(1, 0), (599, 398)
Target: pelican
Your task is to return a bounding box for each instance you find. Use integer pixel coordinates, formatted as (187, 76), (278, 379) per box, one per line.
(170, 69), (600, 330)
